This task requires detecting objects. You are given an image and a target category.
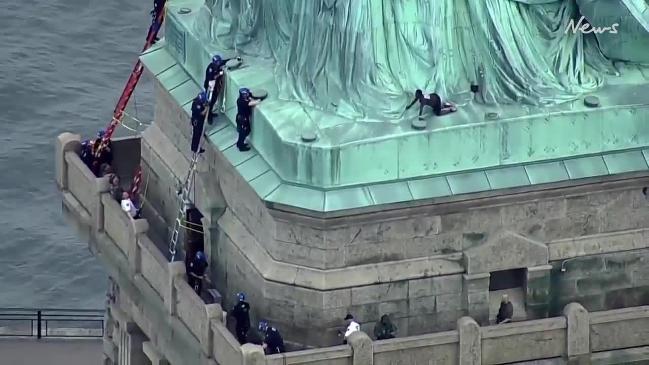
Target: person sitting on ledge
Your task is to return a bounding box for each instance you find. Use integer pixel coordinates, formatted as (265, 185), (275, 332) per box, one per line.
(187, 251), (208, 296)
(109, 175), (123, 202)
(120, 191), (139, 219)
(259, 320), (285, 355)
(405, 89), (457, 119)
(339, 313), (360, 344)
(374, 314), (397, 340)
(231, 292), (251, 344)
(496, 294), (514, 324)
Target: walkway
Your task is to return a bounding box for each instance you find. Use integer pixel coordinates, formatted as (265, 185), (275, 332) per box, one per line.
(0, 338), (102, 365)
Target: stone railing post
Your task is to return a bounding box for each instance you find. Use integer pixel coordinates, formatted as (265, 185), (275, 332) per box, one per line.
(241, 343), (265, 365)
(458, 317), (481, 365)
(166, 262), (185, 315)
(94, 183), (110, 232)
(127, 219), (149, 274)
(348, 331), (373, 365)
(55, 132), (81, 191)
(563, 303), (590, 364)
(462, 273), (490, 325)
(202, 304), (222, 357)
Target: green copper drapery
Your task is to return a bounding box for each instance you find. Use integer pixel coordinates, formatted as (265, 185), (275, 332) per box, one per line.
(192, 0), (633, 120)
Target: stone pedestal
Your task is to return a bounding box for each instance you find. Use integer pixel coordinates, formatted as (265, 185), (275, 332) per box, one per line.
(458, 317), (481, 365)
(564, 303), (591, 365)
(463, 273), (490, 325)
(526, 265), (552, 319)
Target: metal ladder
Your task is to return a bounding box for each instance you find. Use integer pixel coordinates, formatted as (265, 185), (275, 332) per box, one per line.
(169, 83), (215, 261)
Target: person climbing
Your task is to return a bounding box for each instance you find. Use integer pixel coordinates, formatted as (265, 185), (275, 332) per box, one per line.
(496, 294), (514, 324)
(187, 251), (208, 296)
(373, 314), (397, 340)
(236, 88), (262, 152)
(203, 54), (242, 123)
(405, 89), (457, 119)
(259, 320), (285, 355)
(230, 292), (251, 344)
(149, 0), (166, 43)
(190, 91), (208, 154)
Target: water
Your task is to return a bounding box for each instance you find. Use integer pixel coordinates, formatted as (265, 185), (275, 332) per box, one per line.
(0, 0), (155, 308)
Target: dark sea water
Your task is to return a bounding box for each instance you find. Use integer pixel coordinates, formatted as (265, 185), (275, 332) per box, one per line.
(0, 0), (154, 308)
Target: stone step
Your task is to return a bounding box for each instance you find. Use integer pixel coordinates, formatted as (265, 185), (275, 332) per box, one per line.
(592, 346), (649, 365)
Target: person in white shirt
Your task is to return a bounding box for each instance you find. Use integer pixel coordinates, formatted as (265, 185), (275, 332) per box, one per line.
(120, 191), (137, 218)
(342, 314), (360, 344)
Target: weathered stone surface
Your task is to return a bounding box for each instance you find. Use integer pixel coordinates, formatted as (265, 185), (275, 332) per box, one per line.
(351, 282), (408, 305)
(241, 344), (266, 365)
(564, 303), (590, 358)
(408, 296), (436, 315)
(463, 273), (489, 293)
(458, 317), (481, 365)
(436, 293), (463, 313)
(464, 231), (549, 274)
(378, 300), (409, 319)
(348, 331), (373, 365)
(408, 275), (462, 297)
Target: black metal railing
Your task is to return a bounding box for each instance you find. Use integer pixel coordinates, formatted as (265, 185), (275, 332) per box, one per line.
(0, 308), (104, 339)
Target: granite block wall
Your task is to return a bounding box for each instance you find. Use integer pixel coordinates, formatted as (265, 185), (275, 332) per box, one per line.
(141, 78), (649, 348)
(550, 249), (649, 315)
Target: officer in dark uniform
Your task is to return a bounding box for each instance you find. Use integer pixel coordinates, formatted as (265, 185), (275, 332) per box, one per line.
(230, 292), (251, 344)
(187, 251), (208, 296)
(190, 91), (208, 154)
(236, 88), (262, 152)
(259, 320), (285, 355)
(203, 54), (241, 123)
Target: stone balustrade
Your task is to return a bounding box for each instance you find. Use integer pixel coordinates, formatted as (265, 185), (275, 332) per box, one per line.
(56, 132), (649, 365)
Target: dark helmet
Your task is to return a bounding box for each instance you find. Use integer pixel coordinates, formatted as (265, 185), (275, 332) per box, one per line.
(198, 91), (208, 104)
(236, 292), (245, 301)
(195, 251), (205, 261)
(97, 129), (106, 138)
(415, 89), (423, 97)
(212, 55), (222, 65)
(239, 88), (251, 97)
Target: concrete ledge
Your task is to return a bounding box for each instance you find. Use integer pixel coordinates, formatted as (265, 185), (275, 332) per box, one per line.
(549, 228), (649, 261)
(481, 317), (567, 339)
(55, 132), (81, 190)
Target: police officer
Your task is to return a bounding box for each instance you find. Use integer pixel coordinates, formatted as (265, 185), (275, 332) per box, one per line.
(259, 320), (285, 355)
(203, 54), (241, 123)
(236, 88), (262, 152)
(230, 292), (251, 344)
(190, 91), (208, 154)
(187, 251), (208, 296)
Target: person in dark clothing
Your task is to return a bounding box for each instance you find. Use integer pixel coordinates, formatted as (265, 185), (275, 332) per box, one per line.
(405, 89), (457, 119)
(149, 0), (166, 43)
(190, 92), (208, 154)
(187, 251), (208, 296)
(203, 54), (242, 123)
(230, 292), (251, 344)
(80, 140), (94, 168)
(496, 294), (514, 324)
(236, 88), (262, 152)
(259, 320), (285, 355)
(374, 314), (398, 340)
